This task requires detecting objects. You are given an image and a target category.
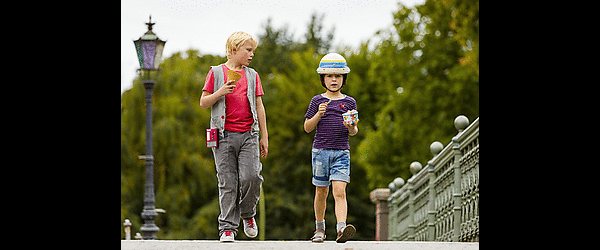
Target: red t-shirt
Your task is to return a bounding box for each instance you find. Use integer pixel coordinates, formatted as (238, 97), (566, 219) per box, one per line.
(202, 65), (264, 132)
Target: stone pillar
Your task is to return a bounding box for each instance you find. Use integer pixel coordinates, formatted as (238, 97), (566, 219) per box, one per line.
(370, 188), (391, 241)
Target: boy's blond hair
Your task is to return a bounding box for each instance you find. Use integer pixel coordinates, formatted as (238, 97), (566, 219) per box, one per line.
(226, 31), (258, 58)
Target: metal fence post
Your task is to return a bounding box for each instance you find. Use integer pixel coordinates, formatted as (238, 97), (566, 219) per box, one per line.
(452, 115), (469, 241)
(407, 177), (415, 241)
(407, 161), (422, 241)
(387, 177), (404, 240)
(427, 141), (443, 241)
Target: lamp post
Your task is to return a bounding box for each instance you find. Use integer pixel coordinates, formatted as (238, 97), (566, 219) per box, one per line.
(133, 15), (166, 240)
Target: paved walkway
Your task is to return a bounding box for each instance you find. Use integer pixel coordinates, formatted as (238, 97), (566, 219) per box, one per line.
(121, 240), (479, 250)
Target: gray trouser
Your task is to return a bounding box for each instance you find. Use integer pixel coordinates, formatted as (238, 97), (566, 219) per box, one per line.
(212, 130), (264, 236)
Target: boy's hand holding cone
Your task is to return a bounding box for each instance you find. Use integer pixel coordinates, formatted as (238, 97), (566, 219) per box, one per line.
(218, 70), (242, 96)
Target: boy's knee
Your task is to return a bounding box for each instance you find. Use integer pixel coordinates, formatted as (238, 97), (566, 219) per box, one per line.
(332, 188), (346, 200)
(240, 171), (263, 185)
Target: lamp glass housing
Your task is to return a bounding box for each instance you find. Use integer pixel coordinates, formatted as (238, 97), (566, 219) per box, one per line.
(133, 17), (166, 81)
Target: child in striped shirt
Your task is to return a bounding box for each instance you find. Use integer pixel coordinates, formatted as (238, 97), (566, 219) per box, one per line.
(304, 53), (358, 243)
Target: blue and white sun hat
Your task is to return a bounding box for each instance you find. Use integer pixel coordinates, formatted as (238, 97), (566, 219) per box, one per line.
(316, 53), (351, 74)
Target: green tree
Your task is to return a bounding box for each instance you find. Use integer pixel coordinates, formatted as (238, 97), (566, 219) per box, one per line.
(302, 12), (335, 54)
(357, 0), (479, 189)
(251, 17), (298, 76)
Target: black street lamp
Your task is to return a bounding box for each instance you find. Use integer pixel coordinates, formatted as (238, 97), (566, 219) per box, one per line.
(133, 15), (166, 240)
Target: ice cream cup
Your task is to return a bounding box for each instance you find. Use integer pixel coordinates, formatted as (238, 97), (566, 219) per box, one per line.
(343, 110), (358, 124)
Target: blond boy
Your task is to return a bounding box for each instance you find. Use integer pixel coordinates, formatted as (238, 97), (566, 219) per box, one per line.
(200, 31), (268, 242)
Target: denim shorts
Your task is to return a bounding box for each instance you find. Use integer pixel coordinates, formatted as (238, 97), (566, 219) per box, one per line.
(311, 148), (350, 186)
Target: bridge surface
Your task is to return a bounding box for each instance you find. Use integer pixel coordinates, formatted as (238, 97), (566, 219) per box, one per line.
(121, 240), (479, 250)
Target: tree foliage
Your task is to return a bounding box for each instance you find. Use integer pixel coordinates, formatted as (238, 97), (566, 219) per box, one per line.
(121, 0), (478, 240)
(357, 0), (479, 189)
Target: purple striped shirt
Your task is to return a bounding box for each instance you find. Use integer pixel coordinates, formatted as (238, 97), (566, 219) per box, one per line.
(305, 94), (357, 150)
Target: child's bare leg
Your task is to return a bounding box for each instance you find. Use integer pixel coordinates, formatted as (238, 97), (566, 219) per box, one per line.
(332, 180), (355, 243)
(312, 186), (329, 242)
(332, 181), (347, 227)
(314, 186), (329, 221)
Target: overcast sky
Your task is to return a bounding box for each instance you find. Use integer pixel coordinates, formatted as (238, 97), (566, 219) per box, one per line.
(121, 0), (425, 94)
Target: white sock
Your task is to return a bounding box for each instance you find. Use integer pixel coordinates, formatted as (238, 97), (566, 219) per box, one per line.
(316, 220), (325, 230)
(336, 221), (346, 232)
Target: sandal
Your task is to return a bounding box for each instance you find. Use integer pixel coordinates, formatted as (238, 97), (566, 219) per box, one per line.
(311, 228), (326, 243)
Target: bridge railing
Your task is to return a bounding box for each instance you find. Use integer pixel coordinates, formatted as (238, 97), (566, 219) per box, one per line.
(371, 115), (479, 242)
